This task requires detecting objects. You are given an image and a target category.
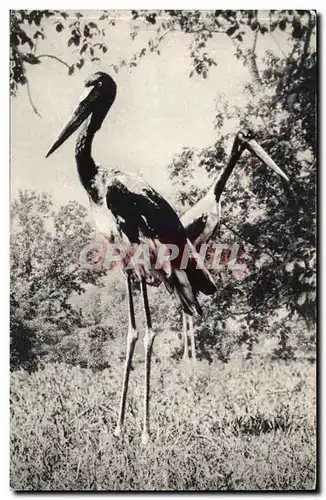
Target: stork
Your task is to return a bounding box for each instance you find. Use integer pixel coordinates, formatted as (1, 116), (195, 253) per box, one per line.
(179, 129), (290, 360)
(45, 72), (216, 445)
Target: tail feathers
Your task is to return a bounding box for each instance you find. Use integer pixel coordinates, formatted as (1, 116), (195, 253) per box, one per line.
(187, 267), (217, 296)
(185, 239), (217, 296)
(165, 269), (202, 316)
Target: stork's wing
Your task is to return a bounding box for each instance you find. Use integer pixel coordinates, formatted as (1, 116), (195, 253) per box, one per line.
(105, 171), (187, 246)
(180, 183), (220, 247)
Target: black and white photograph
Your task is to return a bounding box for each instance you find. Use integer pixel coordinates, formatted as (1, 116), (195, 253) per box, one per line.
(10, 9), (317, 491)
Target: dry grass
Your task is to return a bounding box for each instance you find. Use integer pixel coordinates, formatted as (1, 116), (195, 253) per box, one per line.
(10, 357), (316, 491)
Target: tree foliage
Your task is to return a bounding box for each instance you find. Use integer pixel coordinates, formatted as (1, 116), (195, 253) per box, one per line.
(10, 10), (315, 96)
(10, 191), (106, 370)
(165, 10), (316, 358)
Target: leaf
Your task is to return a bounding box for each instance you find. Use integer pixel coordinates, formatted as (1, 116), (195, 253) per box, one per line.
(297, 292), (307, 306)
(80, 43), (88, 54)
(279, 19), (287, 31)
(68, 64), (74, 75)
(270, 21), (278, 32)
(33, 30), (44, 40)
(226, 25), (237, 37)
(76, 58), (84, 69)
(285, 261), (294, 272)
(19, 30), (34, 49)
(146, 13), (157, 25)
(22, 53), (40, 65)
(292, 24), (304, 39)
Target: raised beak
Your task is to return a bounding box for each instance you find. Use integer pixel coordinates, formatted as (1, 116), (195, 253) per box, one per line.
(45, 86), (100, 158)
(246, 139), (290, 183)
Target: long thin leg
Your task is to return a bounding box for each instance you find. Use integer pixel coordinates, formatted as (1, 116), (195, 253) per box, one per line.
(188, 315), (196, 362)
(141, 278), (156, 445)
(114, 273), (139, 437)
(182, 311), (189, 361)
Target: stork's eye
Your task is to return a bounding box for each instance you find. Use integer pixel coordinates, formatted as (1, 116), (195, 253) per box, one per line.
(96, 80), (103, 88)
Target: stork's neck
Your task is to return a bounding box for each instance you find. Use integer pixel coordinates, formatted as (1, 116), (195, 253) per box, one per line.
(214, 143), (242, 203)
(75, 117), (99, 197)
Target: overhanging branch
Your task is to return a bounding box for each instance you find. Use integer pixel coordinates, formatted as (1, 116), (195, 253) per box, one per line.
(37, 54), (70, 69)
(26, 78), (42, 118)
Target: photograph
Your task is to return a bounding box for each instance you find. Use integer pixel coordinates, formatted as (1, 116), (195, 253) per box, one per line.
(10, 9), (316, 491)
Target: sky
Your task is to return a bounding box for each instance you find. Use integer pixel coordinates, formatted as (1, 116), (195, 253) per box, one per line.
(11, 11), (283, 210)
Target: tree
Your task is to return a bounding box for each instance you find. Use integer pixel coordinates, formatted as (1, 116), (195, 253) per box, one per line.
(166, 11), (316, 358)
(10, 191), (106, 369)
(10, 10), (315, 104)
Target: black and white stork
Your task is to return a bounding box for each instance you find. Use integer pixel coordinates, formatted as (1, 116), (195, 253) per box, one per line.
(46, 71), (216, 444)
(179, 129), (290, 360)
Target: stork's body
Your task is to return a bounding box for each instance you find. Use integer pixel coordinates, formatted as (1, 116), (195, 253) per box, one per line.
(178, 130), (290, 361)
(46, 72), (216, 444)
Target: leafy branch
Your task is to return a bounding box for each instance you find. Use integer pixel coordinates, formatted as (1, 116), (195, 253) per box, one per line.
(37, 54), (70, 69)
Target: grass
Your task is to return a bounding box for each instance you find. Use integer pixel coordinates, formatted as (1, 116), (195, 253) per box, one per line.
(10, 356), (316, 491)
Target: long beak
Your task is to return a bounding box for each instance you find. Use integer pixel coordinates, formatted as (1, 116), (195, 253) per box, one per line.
(246, 139), (290, 183)
(45, 87), (100, 158)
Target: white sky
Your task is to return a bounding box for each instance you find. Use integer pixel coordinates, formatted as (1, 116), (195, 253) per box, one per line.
(11, 11), (285, 209)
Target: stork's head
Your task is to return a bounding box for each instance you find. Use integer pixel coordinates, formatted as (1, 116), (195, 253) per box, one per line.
(46, 72), (117, 158)
(235, 128), (255, 145)
(232, 128), (290, 183)
(84, 71), (116, 90)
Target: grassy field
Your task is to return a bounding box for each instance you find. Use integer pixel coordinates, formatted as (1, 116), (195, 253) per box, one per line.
(10, 356), (316, 491)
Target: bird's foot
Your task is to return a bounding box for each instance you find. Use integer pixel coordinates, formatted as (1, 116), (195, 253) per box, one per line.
(114, 425), (122, 438)
(141, 430), (150, 446)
